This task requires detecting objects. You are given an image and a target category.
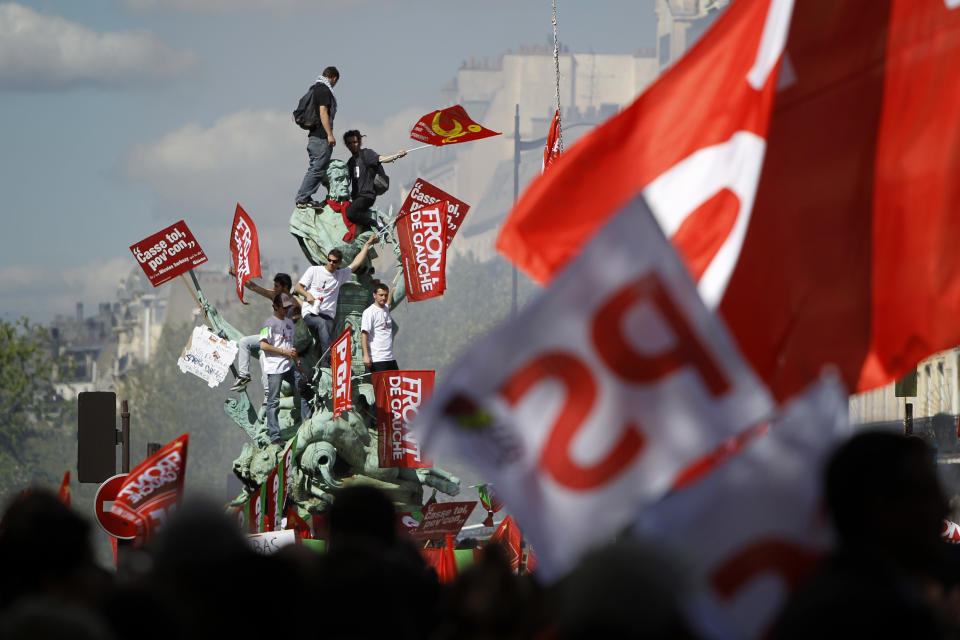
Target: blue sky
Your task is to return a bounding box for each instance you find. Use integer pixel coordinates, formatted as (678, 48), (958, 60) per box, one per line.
(0, 0), (657, 323)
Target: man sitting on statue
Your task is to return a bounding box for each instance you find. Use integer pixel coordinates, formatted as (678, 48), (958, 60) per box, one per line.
(295, 234), (377, 369)
(344, 129), (405, 231)
(261, 293), (310, 446)
(229, 271), (302, 393)
(361, 281), (399, 372)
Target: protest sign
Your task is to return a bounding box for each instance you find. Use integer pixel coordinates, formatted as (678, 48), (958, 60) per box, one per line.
(177, 326), (238, 388)
(397, 204), (447, 302)
(230, 204), (261, 304)
(130, 220), (207, 287)
(374, 370), (434, 468)
(399, 178), (471, 245)
(110, 434), (189, 542)
(411, 501), (476, 539)
(247, 530), (297, 555)
(331, 329), (352, 419)
(410, 104), (500, 146)
(412, 195), (774, 580)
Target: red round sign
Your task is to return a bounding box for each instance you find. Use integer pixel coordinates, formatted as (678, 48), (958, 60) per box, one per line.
(94, 473), (136, 540)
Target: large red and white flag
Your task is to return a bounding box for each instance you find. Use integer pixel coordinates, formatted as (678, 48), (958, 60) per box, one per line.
(110, 434), (188, 541)
(331, 328), (352, 419)
(230, 204), (261, 304)
(638, 373), (849, 640)
(374, 370), (434, 468)
(397, 202), (448, 302)
(499, 0), (960, 401)
(412, 199), (773, 580)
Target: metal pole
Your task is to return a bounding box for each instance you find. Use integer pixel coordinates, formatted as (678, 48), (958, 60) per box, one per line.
(120, 400), (130, 473)
(512, 104), (520, 319)
(905, 401), (914, 436)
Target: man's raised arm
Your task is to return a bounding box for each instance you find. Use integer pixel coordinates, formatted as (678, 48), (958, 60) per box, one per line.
(349, 235), (378, 273)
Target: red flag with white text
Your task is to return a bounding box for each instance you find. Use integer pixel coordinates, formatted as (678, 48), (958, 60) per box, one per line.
(398, 178), (471, 245)
(542, 110), (562, 171)
(498, 0), (960, 402)
(490, 515), (523, 573)
(410, 105), (501, 146)
(110, 434), (188, 542)
(374, 370), (434, 468)
(331, 329), (352, 419)
(229, 204), (261, 304)
(397, 202), (447, 302)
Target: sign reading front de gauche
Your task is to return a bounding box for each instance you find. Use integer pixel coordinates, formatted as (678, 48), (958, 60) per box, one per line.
(130, 220), (207, 287)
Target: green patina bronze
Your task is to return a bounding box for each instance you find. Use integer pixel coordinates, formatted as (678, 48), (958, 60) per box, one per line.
(211, 161), (457, 516)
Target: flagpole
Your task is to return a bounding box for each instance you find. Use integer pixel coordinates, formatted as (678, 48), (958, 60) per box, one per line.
(403, 144), (432, 154)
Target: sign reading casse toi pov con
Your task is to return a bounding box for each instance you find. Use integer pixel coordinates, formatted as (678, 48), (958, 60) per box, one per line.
(130, 220), (207, 287)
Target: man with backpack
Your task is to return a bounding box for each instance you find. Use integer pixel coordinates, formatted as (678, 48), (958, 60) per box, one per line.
(344, 129), (406, 229)
(294, 66), (339, 208)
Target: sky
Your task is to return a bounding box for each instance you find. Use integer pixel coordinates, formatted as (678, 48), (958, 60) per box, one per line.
(0, 0), (658, 324)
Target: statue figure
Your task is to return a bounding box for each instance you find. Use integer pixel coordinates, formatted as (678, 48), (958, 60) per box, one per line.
(223, 160), (458, 520)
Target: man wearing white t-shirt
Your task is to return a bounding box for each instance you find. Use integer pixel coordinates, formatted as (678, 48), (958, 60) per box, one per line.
(361, 282), (398, 372)
(261, 293), (311, 445)
(295, 235), (377, 368)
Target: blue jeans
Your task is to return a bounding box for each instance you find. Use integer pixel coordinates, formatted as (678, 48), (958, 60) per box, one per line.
(303, 313), (334, 368)
(265, 367), (311, 443)
(237, 334), (268, 395)
(295, 136), (332, 204)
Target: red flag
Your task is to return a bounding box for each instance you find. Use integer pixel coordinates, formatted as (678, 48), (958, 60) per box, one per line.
(499, 0), (960, 401)
(397, 202), (448, 302)
(230, 204), (261, 304)
(286, 506), (313, 540)
(110, 434), (188, 542)
(398, 178), (471, 245)
(373, 370), (434, 468)
(57, 470), (70, 507)
(331, 328), (352, 419)
(419, 533), (460, 583)
(410, 104), (501, 146)
(263, 468), (281, 532)
(542, 109), (562, 170)
(490, 515), (523, 573)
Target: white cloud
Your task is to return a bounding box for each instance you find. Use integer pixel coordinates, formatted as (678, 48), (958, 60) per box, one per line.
(123, 106), (427, 267)
(0, 257), (132, 323)
(0, 3), (198, 89)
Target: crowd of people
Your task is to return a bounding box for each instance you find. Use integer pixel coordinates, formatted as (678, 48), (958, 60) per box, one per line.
(4, 432), (960, 638)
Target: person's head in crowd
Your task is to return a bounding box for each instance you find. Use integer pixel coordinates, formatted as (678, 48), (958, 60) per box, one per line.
(273, 272), (292, 294)
(325, 248), (344, 274)
(327, 485), (396, 550)
(0, 490), (107, 610)
(322, 65), (339, 85)
(0, 597), (115, 640)
(825, 431), (947, 567)
(343, 129), (363, 157)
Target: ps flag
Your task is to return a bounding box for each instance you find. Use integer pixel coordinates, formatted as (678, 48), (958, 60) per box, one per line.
(331, 328), (352, 419)
(110, 434), (188, 542)
(410, 105), (501, 146)
(412, 196), (773, 581)
(498, 0), (960, 402)
(230, 204), (261, 304)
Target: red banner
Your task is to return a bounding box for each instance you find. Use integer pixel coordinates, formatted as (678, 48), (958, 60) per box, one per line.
(248, 486), (262, 534)
(410, 104), (501, 146)
(411, 501), (476, 539)
(230, 204), (261, 304)
(490, 515), (523, 573)
(263, 468), (280, 532)
(110, 434), (189, 541)
(397, 202), (447, 302)
(331, 328), (352, 419)
(399, 178), (471, 245)
(374, 370), (434, 468)
(130, 221), (207, 287)
(543, 109), (562, 170)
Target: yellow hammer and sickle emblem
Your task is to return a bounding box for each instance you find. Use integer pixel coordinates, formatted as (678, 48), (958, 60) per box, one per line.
(432, 112), (483, 144)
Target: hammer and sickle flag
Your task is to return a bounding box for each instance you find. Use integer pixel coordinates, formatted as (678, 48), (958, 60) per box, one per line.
(410, 105), (501, 146)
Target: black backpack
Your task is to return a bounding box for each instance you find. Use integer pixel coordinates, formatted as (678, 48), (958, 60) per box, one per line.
(292, 83), (320, 130)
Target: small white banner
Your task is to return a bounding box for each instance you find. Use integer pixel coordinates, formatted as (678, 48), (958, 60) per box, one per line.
(247, 529), (297, 555)
(177, 326), (238, 388)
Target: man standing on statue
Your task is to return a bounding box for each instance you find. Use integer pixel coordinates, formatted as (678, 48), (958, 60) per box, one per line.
(361, 281), (398, 372)
(344, 129), (405, 229)
(261, 293), (310, 445)
(295, 66), (339, 208)
(296, 234), (377, 368)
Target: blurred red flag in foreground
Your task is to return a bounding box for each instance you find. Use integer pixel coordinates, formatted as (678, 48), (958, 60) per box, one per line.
(498, 0), (960, 401)
(110, 434), (188, 542)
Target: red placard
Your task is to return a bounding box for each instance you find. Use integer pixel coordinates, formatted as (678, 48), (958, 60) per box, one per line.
(263, 468), (280, 532)
(411, 501), (477, 539)
(130, 221), (207, 287)
(399, 178), (471, 245)
(397, 203), (447, 302)
(331, 328), (352, 419)
(410, 105), (501, 146)
(110, 434), (188, 541)
(374, 370), (434, 468)
(230, 204), (261, 304)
